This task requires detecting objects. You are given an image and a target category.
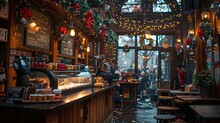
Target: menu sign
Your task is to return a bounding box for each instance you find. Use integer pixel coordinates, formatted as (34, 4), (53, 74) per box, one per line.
(61, 34), (74, 56)
(25, 9), (50, 50)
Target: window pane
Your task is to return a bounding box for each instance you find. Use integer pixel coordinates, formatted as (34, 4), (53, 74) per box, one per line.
(153, 0), (171, 12)
(118, 35), (136, 47)
(118, 49), (135, 70)
(121, 0), (141, 13)
(158, 35), (174, 47)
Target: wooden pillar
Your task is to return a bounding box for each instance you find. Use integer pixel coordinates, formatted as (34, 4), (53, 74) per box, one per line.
(195, 9), (203, 73)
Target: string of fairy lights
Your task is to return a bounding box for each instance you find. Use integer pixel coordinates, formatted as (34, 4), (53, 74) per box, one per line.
(114, 13), (182, 33)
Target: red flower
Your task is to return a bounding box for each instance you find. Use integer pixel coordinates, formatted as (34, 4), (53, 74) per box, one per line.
(60, 27), (67, 34)
(185, 38), (191, 45)
(21, 7), (32, 19)
(84, 10), (95, 29)
(101, 26), (107, 39)
(73, 3), (79, 11)
(198, 29), (204, 37)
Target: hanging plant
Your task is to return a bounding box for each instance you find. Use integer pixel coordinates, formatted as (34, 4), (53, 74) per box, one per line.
(15, 0), (32, 26)
(139, 35), (153, 49)
(0, 0), (7, 9)
(198, 21), (213, 41)
(123, 44), (130, 53)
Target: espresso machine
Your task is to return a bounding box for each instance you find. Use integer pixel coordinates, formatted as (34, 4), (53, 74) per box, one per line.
(13, 54), (30, 87)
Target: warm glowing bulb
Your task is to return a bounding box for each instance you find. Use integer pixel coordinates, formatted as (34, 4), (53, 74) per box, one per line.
(30, 22), (36, 27)
(188, 29), (194, 36)
(86, 46), (90, 52)
(70, 29), (75, 36)
(145, 31), (151, 39)
(176, 36), (181, 43)
(204, 14), (207, 19)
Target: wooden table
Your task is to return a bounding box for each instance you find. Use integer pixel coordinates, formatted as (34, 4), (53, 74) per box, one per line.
(190, 105), (220, 122)
(170, 90), (200, 96)
(175, 95), (220, 122)
(176, 95), (220, 104)
(119, 82), (140, 107)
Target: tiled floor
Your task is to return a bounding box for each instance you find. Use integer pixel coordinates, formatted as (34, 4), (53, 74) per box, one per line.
(111, 98), (158, 123)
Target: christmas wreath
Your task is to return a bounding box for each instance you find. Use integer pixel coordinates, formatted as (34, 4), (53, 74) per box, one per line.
(139, 34), (153, 49)
(15, 0), (32, 26)
(123, 44), (130, 52)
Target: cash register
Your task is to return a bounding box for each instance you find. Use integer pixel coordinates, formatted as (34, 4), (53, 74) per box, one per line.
(13, 54), (30, 87)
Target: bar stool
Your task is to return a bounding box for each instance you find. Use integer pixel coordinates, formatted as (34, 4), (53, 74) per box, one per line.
(157, 106), (179, 115)
(154, 114), (176, 123)
(158, 96), (173, 106)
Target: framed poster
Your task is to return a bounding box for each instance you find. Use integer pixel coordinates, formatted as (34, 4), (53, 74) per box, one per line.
(25, 8), (51, 50)
(0, 28), (7, 42)
(0, 4), (8, 19)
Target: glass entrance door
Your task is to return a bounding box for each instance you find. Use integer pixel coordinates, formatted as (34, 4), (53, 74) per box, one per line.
(137, 50), (158, 99)
(137, 50), (172, 98)
(158, 51), (171, 89)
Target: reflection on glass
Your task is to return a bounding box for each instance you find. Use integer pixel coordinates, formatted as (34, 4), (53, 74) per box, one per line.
(160, 52), (171, 88)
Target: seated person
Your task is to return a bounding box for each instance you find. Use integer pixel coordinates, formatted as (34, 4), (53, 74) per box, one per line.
(96, 56), (114, 84)
(126, 68), (139, 79)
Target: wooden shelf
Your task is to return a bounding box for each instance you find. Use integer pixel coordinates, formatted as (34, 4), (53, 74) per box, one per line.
(57, 54), (75, 59)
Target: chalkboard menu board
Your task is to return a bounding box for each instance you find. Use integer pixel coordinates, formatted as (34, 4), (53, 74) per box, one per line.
(60, 34), (74, 56)
(25, 9), (50, 50)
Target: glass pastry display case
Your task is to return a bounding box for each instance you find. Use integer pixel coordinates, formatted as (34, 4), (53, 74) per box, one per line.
(29, 68), (93, 94)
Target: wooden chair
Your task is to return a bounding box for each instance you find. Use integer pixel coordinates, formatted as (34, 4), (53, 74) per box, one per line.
(158, 96), (173, 106)
(157, 106), (179, 115)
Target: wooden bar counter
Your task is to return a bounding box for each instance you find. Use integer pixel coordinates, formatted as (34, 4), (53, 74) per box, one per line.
(0, 85), (114, 123)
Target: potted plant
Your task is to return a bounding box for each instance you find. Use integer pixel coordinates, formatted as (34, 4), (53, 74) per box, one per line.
(193, 70), (216, 97)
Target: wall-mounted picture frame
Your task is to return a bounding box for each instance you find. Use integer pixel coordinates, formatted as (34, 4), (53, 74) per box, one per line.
(0, 4), (9, 19)
(0, 28), (8, 42)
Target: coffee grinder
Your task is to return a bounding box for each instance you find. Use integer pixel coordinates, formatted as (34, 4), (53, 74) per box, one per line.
(13, 54), (30, 87)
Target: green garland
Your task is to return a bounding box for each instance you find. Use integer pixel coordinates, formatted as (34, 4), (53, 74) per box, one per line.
(92, 10), (103, 37)
(104, 28), (117, 44)
(54, 0), (116, 42)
